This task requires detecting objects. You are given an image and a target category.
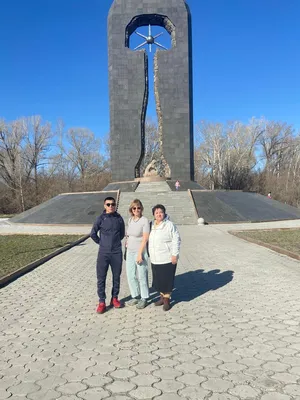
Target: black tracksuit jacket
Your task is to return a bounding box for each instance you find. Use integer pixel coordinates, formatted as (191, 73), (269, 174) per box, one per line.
(90, 211), (125, 253)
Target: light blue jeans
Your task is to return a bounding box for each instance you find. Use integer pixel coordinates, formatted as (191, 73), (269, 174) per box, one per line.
(126, 250), (149, 299)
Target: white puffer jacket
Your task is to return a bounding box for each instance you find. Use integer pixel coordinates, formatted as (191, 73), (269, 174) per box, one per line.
(148, 219), (181, 264)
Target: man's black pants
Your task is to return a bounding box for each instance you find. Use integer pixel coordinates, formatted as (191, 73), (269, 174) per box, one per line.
(96, 251), (122, 302)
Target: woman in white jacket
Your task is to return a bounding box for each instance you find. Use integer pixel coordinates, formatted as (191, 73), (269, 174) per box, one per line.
(148, 204), (181, 311)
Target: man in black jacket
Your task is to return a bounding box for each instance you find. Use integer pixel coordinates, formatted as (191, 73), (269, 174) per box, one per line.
(91, 196), (125, 314)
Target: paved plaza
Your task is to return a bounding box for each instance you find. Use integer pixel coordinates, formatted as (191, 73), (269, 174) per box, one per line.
(1, 222), (300, 399)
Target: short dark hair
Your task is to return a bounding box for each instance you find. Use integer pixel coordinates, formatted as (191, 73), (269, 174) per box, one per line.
(104, 196), (115, 203)
(152, 204), (166, 215)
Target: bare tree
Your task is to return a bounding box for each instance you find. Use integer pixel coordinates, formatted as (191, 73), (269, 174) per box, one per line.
(58, 126), (105, 191)
(0, 119), (26, 211)
(195, 121), (227, 189)
(21, 116), (53, 203)
(259, 121), (294, 175)
(195, 119), (264, 190)
(221, 119), (264, 189)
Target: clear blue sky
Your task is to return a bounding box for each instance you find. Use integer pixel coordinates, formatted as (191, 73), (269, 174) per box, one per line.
(1, 0), (300, 139)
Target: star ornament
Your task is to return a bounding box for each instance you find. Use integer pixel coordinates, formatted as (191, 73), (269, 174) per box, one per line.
(134, 24), (168, 53)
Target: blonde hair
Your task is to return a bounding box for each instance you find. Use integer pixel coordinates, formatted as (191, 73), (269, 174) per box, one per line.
(129, 199), (144, 216)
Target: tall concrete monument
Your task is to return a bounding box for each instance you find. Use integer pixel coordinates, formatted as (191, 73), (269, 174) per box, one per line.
(108, 0), (194, 182)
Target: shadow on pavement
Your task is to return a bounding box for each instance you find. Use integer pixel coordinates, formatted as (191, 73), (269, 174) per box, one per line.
(120, 268), (234, 308)
(172, 268), (234, 304)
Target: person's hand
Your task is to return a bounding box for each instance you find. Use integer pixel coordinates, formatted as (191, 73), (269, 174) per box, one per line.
(136, 254), (143, 264)
(171, 255), (177, 265)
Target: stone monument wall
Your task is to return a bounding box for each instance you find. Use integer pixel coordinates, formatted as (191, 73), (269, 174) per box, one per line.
(108, 0), (194, 182)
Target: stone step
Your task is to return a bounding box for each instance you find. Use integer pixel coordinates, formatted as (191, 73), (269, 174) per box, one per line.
(135, 181), (171, 192)
(117, 191), (198, 225)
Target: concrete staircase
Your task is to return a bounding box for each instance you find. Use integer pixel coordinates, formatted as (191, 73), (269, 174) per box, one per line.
(135, 181), (171, 192)
(117, 182), (198, 225)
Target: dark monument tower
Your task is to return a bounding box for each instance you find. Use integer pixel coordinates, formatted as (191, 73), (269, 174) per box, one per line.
(108, 0), (194, 182)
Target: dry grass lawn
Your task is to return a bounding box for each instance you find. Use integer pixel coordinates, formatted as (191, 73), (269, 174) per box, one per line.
(234, 229), (300, 257)
(0, 234), (83, 279)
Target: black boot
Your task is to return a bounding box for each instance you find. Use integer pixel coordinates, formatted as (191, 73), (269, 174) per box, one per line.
(163, 297), (170, 311)
(154, 295), (164, 306)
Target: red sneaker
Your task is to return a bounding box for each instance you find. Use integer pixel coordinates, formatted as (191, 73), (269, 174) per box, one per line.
(96, 302), (106, 314)
(110, 297), (123, 308)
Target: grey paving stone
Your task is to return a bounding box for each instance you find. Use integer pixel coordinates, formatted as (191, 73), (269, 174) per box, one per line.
(215, 353), (241, 363)
(0, 389), (12, 399)
(262, 361), (290, 372)
(106, 381), (136, 394)
(219, 362), (246, 373)
(225, 373), (252, 384)
(87, 363), (116, 375)
(92, 353), (118, 363)
(104, 397), (131, 400)
(289, 366), (300, 376)
(154, 358), (179, 368)
(27, 388), (62, 400)
(109, 369), (136, 380)
(57, 397), (79, 400)
(110, 357), (138, 368)
(62, 370), (92, 381)
(272, 372), (300, 383)
(202, 378), (234, 392)
(129, 386), (162, 399)
(9, 382), (40, 396)
(25, 360), (54, 371)
(56, 382), (88, 395)
(2, 365), (28, 378)
(36, 375), (66, 389)
(67, 360), (96, 370)
(46, 364), (73, 376)
(283, 384), (300, 396)
(281, 356), (300, 366)
(175, 362), (202, 374)
(177, 373), (206, 386)
(255, 351), (281, 361)
(131, 363), (159, 374)
(200, 367), (228, 378)
(0, 375), (21, 390)
(261, 394), (291, 400)
(229, 384), (261, 398)
(130, 374), (160, 386)
(153, 367), (183, 380)
(132, 353), (158, 363)
(274, 347), (298, 356)
(154, 379), (185, 392)
(77, 387), (110, 400)
(178, 386), (210, 399)
(208, 395), (239, 400)
(16, 371), (47, 383)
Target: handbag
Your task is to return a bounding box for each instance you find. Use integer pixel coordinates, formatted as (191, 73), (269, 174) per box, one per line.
(124, 247), (127, 261)
(146, 221), (152, 257)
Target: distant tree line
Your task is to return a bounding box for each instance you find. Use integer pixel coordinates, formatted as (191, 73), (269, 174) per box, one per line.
(0, 116), (110, 214)
(1, 115), (299, 214)
(194, 118), (300, 206)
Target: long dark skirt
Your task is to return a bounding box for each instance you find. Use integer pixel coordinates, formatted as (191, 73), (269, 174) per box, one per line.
(151, 262), (177, 293)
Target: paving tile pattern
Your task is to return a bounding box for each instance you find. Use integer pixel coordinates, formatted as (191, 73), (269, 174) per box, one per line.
(1, 225), (300, 399)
